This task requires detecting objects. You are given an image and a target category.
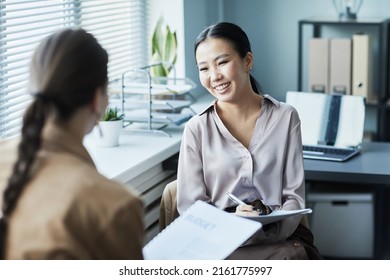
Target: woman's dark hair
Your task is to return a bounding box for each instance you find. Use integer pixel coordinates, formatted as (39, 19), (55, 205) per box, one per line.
(0, 28), (108, 259)
(194, 22), (263, 94)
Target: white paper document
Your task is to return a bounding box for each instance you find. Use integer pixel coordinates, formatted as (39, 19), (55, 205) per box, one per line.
(142, 200), (262, 260)
(240, 208), (312, 225)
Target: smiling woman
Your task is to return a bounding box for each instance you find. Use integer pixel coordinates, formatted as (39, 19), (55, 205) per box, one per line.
(0, 0), (149, 139)
(176, 22), (322, 259)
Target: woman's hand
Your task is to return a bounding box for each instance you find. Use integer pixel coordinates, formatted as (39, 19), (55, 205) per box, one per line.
(234, 204), (260, 216)
(234, 200), (273, 216)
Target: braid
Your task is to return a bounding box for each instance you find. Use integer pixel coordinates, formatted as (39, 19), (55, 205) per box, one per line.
(0, 98), (49, 259)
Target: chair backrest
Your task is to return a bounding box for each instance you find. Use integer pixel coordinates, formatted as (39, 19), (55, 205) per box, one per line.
(159, 179), (180, 231)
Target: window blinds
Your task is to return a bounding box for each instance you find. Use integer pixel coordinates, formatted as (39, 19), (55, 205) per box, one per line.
(0, 0), (149, 139)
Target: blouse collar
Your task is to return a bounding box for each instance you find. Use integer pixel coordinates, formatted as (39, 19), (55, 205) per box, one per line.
(198, 94), (280, 116)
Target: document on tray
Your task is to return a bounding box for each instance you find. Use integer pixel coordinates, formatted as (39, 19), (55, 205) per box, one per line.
(142, 200), (262, 260)
(239, 208), (313, 225)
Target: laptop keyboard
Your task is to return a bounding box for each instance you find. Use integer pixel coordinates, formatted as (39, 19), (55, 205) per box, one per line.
(303, 145), (354, 156)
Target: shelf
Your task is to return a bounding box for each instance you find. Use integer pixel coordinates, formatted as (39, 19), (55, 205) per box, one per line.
(299, 16), (389, 25)
(124, 110), (193, 126)
(298, 17), (390, 101)
(109, 78), (196, 97)
(110, 98), (195, 112)
(297, 17), (390, 141)
(114, 63), (197, 137)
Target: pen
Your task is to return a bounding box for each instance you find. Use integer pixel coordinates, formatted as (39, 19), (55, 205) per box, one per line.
(226, 192), (271, 215)
(226, 192), (246, 205)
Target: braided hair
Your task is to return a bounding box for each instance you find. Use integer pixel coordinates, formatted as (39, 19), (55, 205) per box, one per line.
(0, 29), (108, 259)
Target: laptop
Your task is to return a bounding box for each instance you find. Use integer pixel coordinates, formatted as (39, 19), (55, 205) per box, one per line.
(286, 91), (366, 162)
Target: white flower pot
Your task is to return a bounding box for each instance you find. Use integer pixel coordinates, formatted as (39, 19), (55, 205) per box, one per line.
(93, 119), (123, 147)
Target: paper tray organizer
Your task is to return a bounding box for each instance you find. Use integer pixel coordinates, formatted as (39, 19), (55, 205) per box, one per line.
(108, 63), (197, 137)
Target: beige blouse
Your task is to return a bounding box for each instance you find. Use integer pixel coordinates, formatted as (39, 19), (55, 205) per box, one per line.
(177, 94), (305, 243)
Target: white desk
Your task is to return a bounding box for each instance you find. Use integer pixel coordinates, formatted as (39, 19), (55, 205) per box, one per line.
(84, 93), (213, 183)
(84, 126), (183, 183)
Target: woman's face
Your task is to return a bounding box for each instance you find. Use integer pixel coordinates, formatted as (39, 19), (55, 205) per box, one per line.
(195, 38), (253, 102)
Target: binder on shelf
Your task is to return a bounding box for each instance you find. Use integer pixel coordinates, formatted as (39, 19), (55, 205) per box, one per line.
(308, 38), (329, 93)
(352, 33), (373, 100)
(330, 38), (352, 95)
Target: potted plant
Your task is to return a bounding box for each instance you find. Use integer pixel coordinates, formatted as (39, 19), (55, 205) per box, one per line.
(150, 16), (177, 79)
(94, 107), (124, 147)
(150, 17), (181, 108)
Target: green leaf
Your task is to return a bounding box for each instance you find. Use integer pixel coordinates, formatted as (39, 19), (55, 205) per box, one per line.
(152, 17), (164, 56)
(164, 29), (177, 72)
(150, 17), (177, 77)
(102, 107), (124, 121)
(150, 52), (167, 77)
(151, 64), (167, 78)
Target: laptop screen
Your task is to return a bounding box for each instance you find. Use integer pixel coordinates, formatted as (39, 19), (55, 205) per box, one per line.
(286, 91), (366, 149)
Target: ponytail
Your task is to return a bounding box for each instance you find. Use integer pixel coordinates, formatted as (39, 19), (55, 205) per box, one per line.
(0, 97), (50, 259)
(250, 74), (263, 95)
